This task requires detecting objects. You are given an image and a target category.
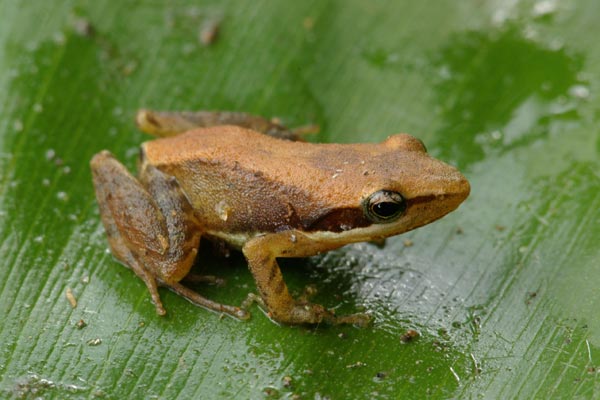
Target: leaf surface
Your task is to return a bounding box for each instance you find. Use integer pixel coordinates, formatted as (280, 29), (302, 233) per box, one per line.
(1, 1), (599, 398)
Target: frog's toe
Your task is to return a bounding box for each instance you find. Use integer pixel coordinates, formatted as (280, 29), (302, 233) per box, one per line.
(234, 308), (251, 320)
(298, 284), (318, 303)
(286, 303), (332, 325)
(334, 312), (372, 328)
(154, 302), (167, 316)
(183, 273), (226, 287)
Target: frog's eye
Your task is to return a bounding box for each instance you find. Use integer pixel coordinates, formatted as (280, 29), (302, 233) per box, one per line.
(363, 190), (406, 223)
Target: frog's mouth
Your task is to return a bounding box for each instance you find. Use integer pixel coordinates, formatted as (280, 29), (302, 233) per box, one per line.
(400, 192), (468, 231)
(306, 208), (371, 233)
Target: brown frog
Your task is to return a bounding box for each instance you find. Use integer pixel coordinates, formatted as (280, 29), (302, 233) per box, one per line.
(90, 110), (470, 326)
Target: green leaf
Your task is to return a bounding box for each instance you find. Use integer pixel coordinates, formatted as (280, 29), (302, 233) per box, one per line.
(1, 1), (599, 399)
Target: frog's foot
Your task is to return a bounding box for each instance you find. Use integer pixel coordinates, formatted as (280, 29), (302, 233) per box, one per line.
(183, 273), (226, 287)
(166, 281), (250, 320)
(287, 302), (372, 328)
(240, 293), (328, 325)
(291, 124), (320, 137)
(241, 292), (266, 311)
(330, 312), (372, 328)
(240, 292), (370, 327)
(297, 284), (318, 303)
(287, 286), (372, 327)
(136, 109), (305, 141)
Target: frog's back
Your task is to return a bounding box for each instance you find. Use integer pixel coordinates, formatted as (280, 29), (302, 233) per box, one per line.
(141, 127), (349, 234)
(142, 125), (299, 166)
(141, 125), (402, 183)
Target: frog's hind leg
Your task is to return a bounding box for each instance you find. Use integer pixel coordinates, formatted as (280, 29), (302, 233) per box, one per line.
(136, 109), (313, 141)
(91, 151), (170, 315)
(91, 151), (248, 319)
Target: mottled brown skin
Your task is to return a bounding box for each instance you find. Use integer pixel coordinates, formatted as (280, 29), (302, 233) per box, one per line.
(91, 110), (470, 325)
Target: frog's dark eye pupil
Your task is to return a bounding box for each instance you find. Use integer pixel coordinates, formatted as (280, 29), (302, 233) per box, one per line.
(364, 190), (406, 223)
(372, 202), (400, 218)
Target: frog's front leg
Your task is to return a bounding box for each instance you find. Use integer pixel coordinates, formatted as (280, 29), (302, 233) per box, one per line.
(91, 151), (248, 319)
(242, 231), (371, 326)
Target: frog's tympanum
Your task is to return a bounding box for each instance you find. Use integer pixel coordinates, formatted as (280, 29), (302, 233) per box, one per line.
(91, 110), (470, 326)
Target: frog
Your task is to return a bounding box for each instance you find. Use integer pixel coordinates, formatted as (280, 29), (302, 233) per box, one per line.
(90, 110), (470, 326)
